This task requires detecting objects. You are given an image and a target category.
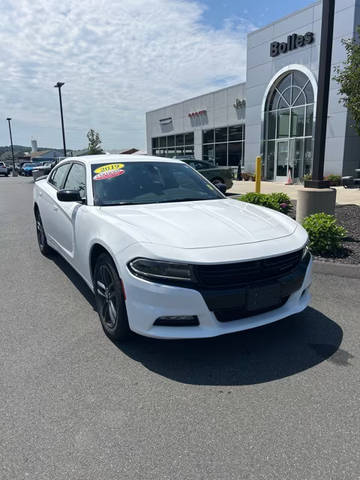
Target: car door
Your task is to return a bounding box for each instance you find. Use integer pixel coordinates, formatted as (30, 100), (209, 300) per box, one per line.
(53, 162), (87, 259)
(40, 162), (72, 243)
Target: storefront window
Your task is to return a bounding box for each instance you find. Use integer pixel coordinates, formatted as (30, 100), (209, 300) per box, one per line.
(265, 141), (275, 179)
(266, 112), (276, 140)
(305, 105), (314, 137)
(203, 129), (214, 144)
(277, 109), (290, 138)
(215, 143), (227, 166)
(229, 125), (243, 141)
(184, 132), (194, 145)
(290, 106), (305, 137)
(228, 142), (243, 166)
(151, 132), (194, 159)
(304, 138), (313, 176)
(203, 144), (215, 163)
(176, 134), (184, 146)
(184, 145), (194, 156)
(264, 70), (314, 180)
(167, 148), (175, 157)
(202, 124), (245, 167)
(215, 127), (227, 143)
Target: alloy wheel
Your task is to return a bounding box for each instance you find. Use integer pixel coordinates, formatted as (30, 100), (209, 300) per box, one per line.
(96, 264), (119, 329)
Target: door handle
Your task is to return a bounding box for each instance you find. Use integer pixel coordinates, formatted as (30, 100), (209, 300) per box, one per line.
(53, 206), (58, 211)
(39, 191), (42, 196)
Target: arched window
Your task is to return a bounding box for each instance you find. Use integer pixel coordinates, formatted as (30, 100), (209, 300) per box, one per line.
(264, 70), (314, 180)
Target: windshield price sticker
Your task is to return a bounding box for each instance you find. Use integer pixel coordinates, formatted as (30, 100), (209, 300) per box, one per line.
(94, 163), (124, 174)
(93, 163), (125, 181)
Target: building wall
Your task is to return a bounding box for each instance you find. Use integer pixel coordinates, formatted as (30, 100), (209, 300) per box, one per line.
(146, 83), (246, 161)
(244, 0), (360, 176)
(146, 0), (360, 177)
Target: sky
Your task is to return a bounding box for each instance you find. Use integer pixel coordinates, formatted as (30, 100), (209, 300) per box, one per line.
(0, 0), (315, 151)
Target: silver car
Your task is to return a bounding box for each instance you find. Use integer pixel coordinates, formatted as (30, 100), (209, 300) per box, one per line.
(0, 162), (9, 177)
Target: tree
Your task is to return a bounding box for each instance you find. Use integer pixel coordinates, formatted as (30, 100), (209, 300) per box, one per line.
(333, 27), (360, 136)
(87, 129), (104, 154)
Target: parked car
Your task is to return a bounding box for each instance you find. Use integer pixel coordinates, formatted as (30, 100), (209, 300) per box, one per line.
(20, 163), (37, 176)
(0, 162), (9, 176)
(178, 158), (234, 191)
(32, 162), (55, 180)
(33, 155), (312, 342)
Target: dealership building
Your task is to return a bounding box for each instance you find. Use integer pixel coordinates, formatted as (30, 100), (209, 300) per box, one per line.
(146, 0), (360, 181)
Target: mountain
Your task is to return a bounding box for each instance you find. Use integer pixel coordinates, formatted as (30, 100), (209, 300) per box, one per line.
(0, 145), (64, 155)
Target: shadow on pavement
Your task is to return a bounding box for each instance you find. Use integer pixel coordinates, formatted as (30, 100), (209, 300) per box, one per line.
(49, 252), (344, 386)
(116, 308), (343, 386)
(50, 251), (96, 310)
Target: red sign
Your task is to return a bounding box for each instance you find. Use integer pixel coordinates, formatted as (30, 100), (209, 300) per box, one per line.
(188, 110), (206, 118)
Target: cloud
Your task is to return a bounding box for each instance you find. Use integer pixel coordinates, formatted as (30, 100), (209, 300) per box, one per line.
(0, 0), (253, 150)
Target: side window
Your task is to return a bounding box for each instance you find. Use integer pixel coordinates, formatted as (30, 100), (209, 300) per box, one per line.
(63, 163), (86, 199)
(48, 164), (70, 189)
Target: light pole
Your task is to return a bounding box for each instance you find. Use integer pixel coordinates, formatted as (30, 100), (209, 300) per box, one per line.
(296, 0), (336, 222)
(6, 118), (17, 177)
(54, 82), (67, 157)
(305, 0), (335, 188)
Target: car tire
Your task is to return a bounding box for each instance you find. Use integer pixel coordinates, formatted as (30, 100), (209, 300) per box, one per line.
(212, 177), (227, 192)
(93, 253), (131, 342)
(212, 177), (225, 185)
(35, 209), (52, 256)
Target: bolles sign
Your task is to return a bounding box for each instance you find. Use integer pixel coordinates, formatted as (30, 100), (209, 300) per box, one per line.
(270, 32), (314, 57)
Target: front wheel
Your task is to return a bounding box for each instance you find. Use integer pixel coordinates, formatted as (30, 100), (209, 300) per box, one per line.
(93, 253), (130, 342)
(212, 177), (225, 186)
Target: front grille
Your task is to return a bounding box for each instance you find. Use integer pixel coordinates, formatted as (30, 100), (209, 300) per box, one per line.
(194, 250), (303, 288)
(214, 296), (289, 322)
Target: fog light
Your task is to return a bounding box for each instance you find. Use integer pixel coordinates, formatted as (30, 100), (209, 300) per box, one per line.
(154, 315), (199, 327)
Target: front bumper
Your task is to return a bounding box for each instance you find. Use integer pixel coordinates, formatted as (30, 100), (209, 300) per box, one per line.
(122, 254), (313, 339)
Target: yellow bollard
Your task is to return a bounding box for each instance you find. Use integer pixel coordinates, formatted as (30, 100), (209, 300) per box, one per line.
(255, 156), (262, 193)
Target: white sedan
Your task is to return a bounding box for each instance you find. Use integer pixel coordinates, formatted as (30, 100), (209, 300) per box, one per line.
(33, 155), (312, 341)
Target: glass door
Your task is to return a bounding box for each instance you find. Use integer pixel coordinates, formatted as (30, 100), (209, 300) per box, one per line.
(275, 140), (289, 181)
(289, 138), (304, 180)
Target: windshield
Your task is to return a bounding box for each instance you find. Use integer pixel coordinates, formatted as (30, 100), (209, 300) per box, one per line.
(23, 163), (33, 167)
(91, 161), (224, 206)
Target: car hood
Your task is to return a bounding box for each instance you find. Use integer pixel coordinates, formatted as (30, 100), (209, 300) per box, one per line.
(100, 199), (298, 249)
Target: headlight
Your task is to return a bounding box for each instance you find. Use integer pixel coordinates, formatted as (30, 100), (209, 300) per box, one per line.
(128, 258), (193, 282)
(302, 241), (310, 260)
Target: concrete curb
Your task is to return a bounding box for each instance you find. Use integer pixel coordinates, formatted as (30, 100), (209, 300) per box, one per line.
(313, 260), (360, 279)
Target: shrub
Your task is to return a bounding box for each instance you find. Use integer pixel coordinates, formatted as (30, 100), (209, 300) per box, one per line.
(268, 193), (293, 214)
(324, 174), (341, 186)
(303, 173), (312, 181)
(239, 192), (292, 214)
(302, 213), (347, 256)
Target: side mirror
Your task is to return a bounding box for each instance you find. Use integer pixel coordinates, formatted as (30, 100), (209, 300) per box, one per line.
(57, 189), (82, 202)
(214, 183), (227, 194)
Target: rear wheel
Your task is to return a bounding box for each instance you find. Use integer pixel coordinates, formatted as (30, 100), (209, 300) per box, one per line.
(35, 209), (52, 256)
(93, 253), (130, 342)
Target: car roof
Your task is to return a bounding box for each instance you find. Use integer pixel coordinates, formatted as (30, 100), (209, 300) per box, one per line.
(58, 154), (183, 166)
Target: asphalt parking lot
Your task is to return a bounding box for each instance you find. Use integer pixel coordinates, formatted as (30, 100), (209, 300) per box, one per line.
(1, 176), (359, 480)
